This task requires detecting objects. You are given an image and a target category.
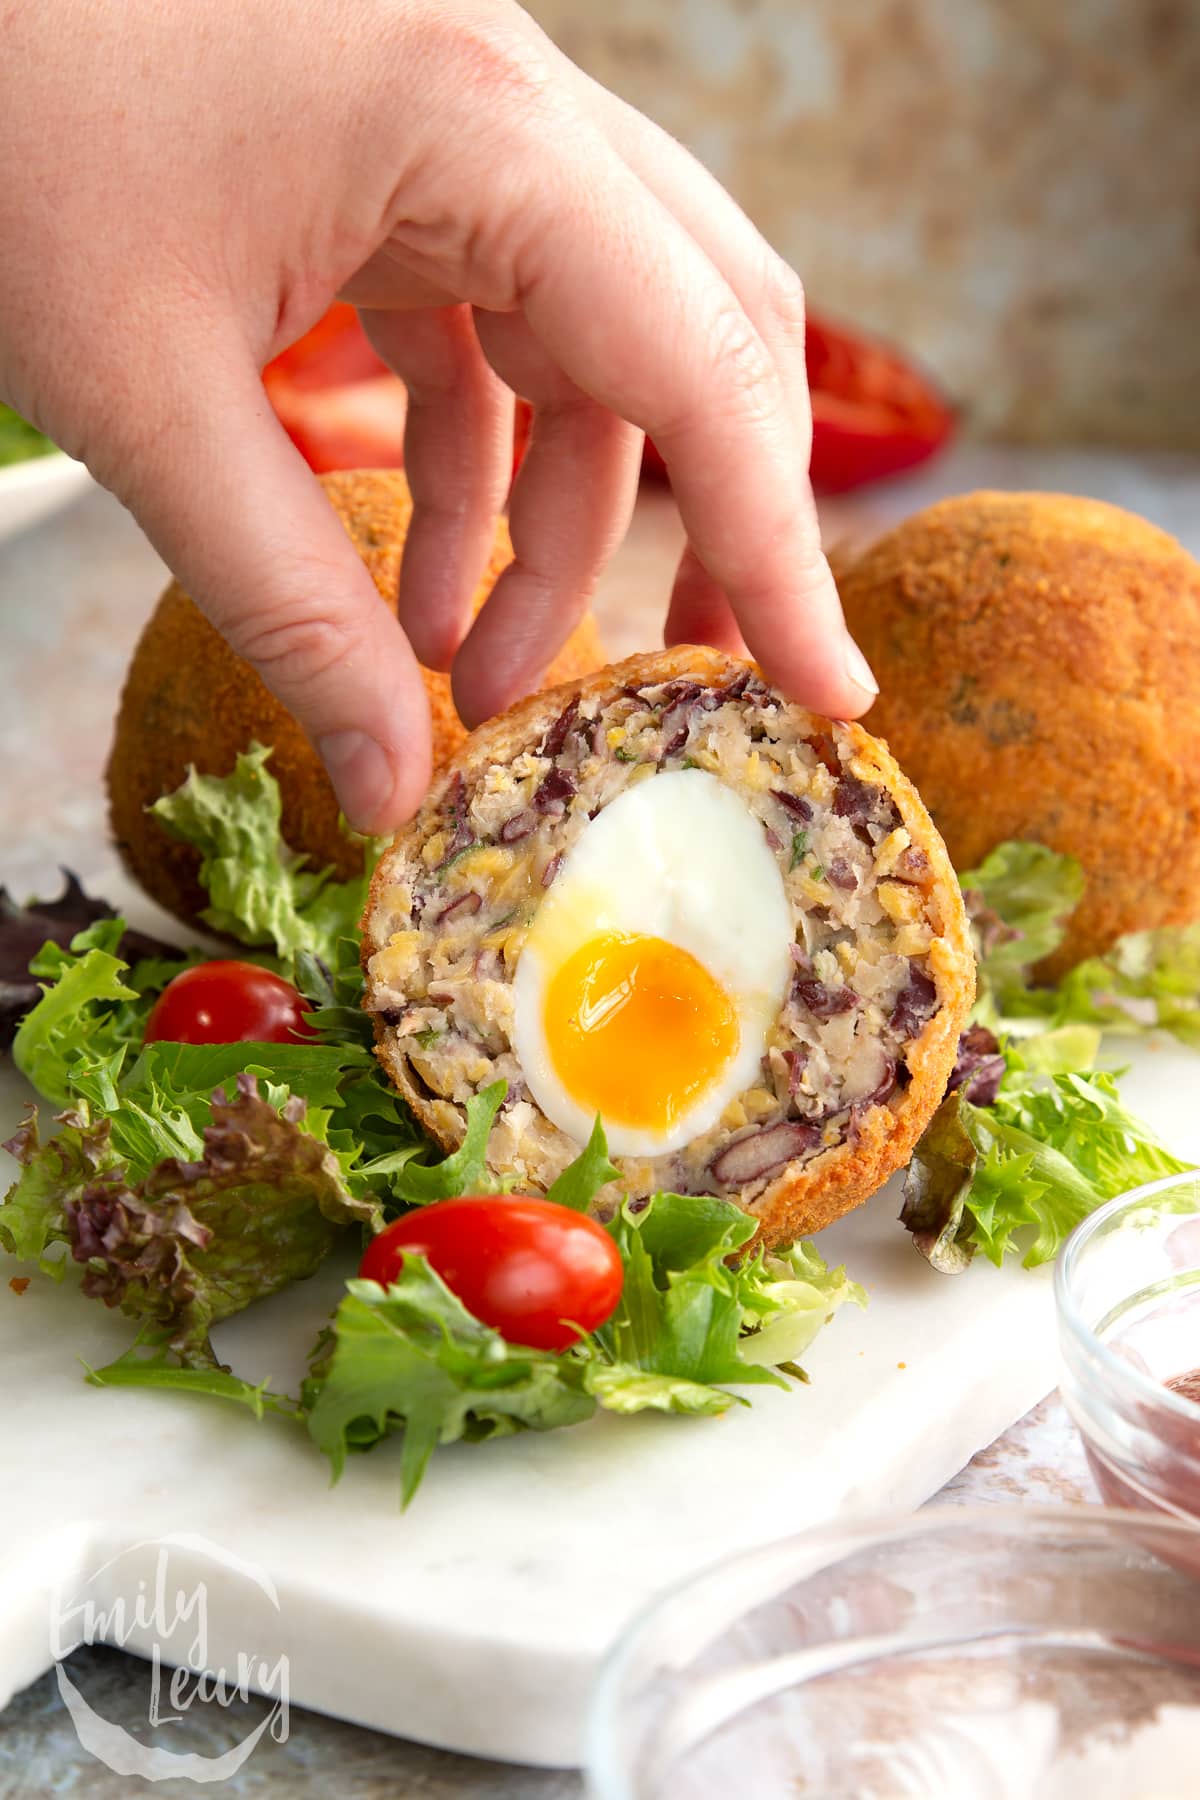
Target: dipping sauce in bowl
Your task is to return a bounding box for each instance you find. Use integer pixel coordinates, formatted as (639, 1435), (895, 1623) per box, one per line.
(1056, 1171), (1200, 1540)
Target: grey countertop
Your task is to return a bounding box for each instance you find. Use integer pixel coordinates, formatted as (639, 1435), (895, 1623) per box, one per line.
(5, 448), (1194, 1796)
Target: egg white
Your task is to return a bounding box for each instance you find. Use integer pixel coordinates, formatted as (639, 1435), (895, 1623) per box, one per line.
(511, 769), (793, 1157)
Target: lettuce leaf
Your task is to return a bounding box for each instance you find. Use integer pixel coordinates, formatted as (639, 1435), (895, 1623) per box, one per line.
(70, 1112), (866, 1505)
(960, 839), (1200, 1045)
(897, 1091), (979, 1273)
(1010, 1022), (1102, 1074)
(10, 914), (202, 1113)
(8, 910), (426, 1210)
(293, 934), (376, 1046)
(12, 907), (866, 1505)
(100, 1109), (861, 1508)
(13, 922), (144, 1107)
(149, 744), (375, 969)
(580, 1365), (731, 1415)
(960, 841), (1085, 1014)
(737, 1240), (868, 1367)
(0, 871), (180, 1050)
(0, 1104), (123, 1272)
(4, 760), (866, 1504)
(5, 1075), (381, 1363)
(902, 1044), (1192, 1272)
(303, 1263), (595, 1505)
(590, 1190), (864, 1393)
(85, 1332), (300, 1421)
(375, 1081), (506, 1204)
(1017, 925), (1200, 1045)
(597, 1191), (767, 1388)
(546, 1116), (620, 1211)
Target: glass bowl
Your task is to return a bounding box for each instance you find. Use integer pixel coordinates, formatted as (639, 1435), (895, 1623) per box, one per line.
(1056, 1170), (1200, 1526)
(584, 1507), (1200, 1799)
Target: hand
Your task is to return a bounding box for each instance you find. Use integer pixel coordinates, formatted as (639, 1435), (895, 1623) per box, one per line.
(0, 0), (877, 832)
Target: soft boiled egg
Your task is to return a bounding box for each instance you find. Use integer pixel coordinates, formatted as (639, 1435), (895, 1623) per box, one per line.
(511, 769), (794, 1158)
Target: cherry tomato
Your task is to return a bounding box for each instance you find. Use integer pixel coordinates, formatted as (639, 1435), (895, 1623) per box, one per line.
(267, 300), (951, 500)
(143, 961), (315, 1046)
(269, 305), (665, 485)
(359, 1196), (624, 1352)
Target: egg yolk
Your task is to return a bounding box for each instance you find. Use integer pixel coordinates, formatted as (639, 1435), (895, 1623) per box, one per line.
(542, 931), (739, 1132)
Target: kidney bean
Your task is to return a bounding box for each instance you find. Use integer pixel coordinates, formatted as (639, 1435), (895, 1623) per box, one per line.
(500, 810), (536, 843)
(797, 978), (858, 1019)
(710, 1121), (822, 1187)
(435, 892), (482, 926)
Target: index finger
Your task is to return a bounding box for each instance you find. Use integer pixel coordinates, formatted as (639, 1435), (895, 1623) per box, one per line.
(506, 138), (875, 719)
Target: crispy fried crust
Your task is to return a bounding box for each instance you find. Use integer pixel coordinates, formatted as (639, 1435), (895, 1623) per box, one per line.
(839, 491), (1200, 978)
(364, 646), (974, 1248)
(107, 468), (605, 928)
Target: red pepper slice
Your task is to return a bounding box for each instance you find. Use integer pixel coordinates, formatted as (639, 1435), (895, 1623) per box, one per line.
(805, 313), (955, 494)
(263, 302), (388, 392)
(263, 305), (405, 472)
(270, 373), (407, 474)
(517, 315), (952, 493)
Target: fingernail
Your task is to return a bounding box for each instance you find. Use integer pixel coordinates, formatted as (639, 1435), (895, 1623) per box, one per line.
(316, 731), (396, 831)
(843, 635), (879, 700)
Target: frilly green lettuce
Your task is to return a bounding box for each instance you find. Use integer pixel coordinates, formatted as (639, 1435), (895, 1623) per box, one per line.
(962, 838), (1200, 1044)
(5, 1075), (380, 1363)
(87, 1095), (866, 1507)
(14, 920), (145, 1107)
(149, 743), (375, 968)
(961, 840), (1086, 1009)
(304, 1262), (596, 1505)
(902, 1041), (1191, 1273)
(289, 1109), (865, 1505)
(1025, 925), (1200, 1045)
(910, 838), (1200, 1272)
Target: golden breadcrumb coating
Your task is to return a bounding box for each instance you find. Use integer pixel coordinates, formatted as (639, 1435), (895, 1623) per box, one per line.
(839, 491), (1200, 978)
(107, 469), (604, 927)
(363, 646), (974, 1249)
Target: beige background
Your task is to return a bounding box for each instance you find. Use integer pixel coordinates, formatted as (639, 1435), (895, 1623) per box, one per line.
(529, 0), (1200, 446)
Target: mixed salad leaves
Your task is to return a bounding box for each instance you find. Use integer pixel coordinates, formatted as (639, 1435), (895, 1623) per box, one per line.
(962, 839), (1200, 1046)
(0, 751), (864, 1503)
(0, 753), (1195, 1501)
(902, 840), (1195, 1271)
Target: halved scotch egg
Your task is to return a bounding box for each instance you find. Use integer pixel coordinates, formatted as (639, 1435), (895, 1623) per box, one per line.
(362, 648), (974, 1246)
